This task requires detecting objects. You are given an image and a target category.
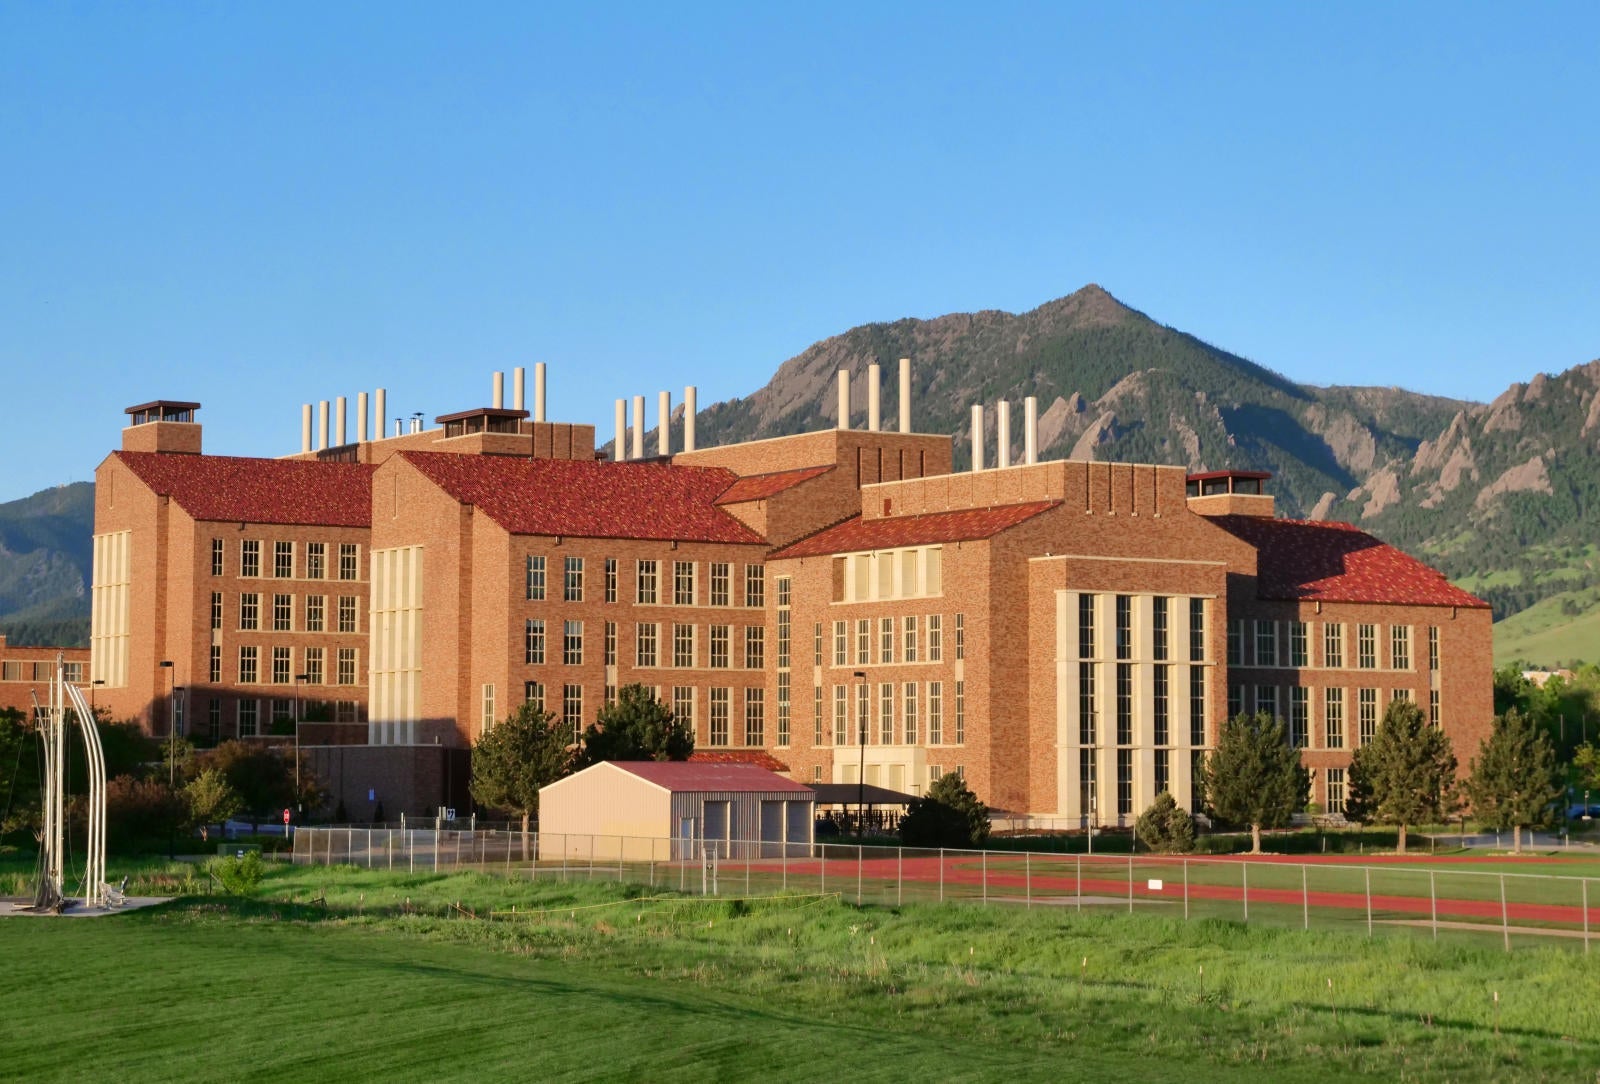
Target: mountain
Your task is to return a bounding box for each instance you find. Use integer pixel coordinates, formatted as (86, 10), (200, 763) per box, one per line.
(0, 482), (94, 647)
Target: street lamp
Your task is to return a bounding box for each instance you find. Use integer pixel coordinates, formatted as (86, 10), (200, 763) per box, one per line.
(159, 661), (174, 786)
(90, 678), (105, 718)
(853, 670), (868, 836)
(294, 673), (310, 812)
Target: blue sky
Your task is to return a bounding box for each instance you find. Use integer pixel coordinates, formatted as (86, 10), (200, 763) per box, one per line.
(2, 3), (1596, 498)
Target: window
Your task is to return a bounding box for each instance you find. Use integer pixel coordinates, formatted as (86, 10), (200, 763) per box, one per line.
(526, 556), (546, 601)
(1289, 621), (1308, 667)
(709, 688), (730, 746)
(745, 565), (764, 608)
(1391, 687), (1410, 704)
(1152, 597), (1169, 661)
(210, 592), (223, 631)
(1189, 598), (1206, 662)
(880, 617), (894, 663)
(273, 594), (293, 632)
(637, 623), (658, 667)
(1117, 749), (1133, 816)
(673, 624), (695, 668)
(1325, 687), (1345, 749)
(953, 680), (965, 744)
(856, 619), (870, 665)
(1153, 665), (1170, 745)
(1326, 768), (1346, 814)
(1357, 624), (1377, 669)
(1255, 621), (1277, 667)
(1115, 595), (1132, 660)
(274, 541), (294, 579)
(813, 622), (823, 666)
(1228, 684), (1243, 719)
(338, 596), (358, 634)
(857, 682), (871, 744)
(929, 681), (944, 746)
(777, 673), (791, 746)
(833, 686), (848, 744)
(1324, 623), (1344, 668)
(272, 647), (291, 685)
(525, 619), (546, 665)
(1391, 625), (1411, 670)
(1358, 688), (1378, 745)
(337, 648), (356, 685)
(304, 647), (324, 685)
(744, 626), (764, 669)
(1255, 685), (1277, 721)
(1078, 662), (1097, 745)
(562, 684), (583, 742)
(710, 563), (730, 606)
(207, 699), (221, 741)
(305, 595), (325, 632)
(1428, 626), (1440, 671)
(564, 557), (584, 603)
(955, 613), (965, 660)
(814, 685), (824, 745)
(239, 593), (260, 631)
(2, 661), (19, 680)
(604, 621), (617, 666)
(928, 615), (943, 662)
(605, 558), (618, 603)
(1155, 748), (1170, 796)
(306, 542), (325, 580)
(1430, 688), (1440, 727)
(904, 682), (919, 745)
(1289, 686), (1309, 747)
(338, 543), (358, 581)
(744, 689), (764, 746)
(1079, 748), (1096, 819)
(673, 687), (695, 731)
(833, 621), (847, 666)
(1116, 664), (1134, 744)
(1189, 667), (1206, 748)
(209, 645), (221, 683)
(880, 683), (895, 743)
(241, 539), (260, 578)
(211, 538), (224, 576)
(1079, 595), (1096, 658)
(636, 560), (658, 604)
(524, 681), (545, 712)
(710, 625), (730, 669)
(238, 646), (258, 684)
(673, 561), (695, 606)
(238, 699), (258, 738)
(563, 620), (584, 665)
(776, 579), (791, 668)
(904, 616), (919, 663)
(1227, 619), (1244, 666)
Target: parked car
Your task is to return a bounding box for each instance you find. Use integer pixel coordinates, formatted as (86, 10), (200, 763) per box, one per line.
(1568, 804), (1600, 821)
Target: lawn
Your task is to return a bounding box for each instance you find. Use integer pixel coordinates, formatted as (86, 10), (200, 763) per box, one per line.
(4, 862), (1600, 1082)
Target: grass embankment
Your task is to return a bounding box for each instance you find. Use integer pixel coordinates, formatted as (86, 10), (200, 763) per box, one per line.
(4, 863), (1600, 1082)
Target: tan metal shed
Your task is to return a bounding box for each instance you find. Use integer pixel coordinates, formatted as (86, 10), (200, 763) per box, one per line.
(538, 761), (815, 861)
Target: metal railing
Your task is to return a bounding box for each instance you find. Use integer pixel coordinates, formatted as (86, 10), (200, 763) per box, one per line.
(289, 827), (1597, 954)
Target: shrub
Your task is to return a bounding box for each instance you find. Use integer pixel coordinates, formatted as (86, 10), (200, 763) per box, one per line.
(899, 773), (990, 848)
(1135, 792), (1196, 853)
(211, 851), (265, 895)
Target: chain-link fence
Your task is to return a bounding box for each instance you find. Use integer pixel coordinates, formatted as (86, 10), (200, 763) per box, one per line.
(290, 827), (1597, 953)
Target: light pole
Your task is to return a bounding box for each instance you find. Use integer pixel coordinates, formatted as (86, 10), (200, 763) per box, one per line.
(90, 678), (105, 719)
(853, 670), (867, 836)
(159, 661), (174, 786)
(294, 673), (310, 813)
(1087, 793), (1097, 856)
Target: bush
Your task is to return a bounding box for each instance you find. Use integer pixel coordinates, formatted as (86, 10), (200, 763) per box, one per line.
(1135, 792), (1196, 853)
(211, 851), (265, 896)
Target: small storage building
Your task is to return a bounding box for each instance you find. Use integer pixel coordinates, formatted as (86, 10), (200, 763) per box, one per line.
(538, 761), (815, 861)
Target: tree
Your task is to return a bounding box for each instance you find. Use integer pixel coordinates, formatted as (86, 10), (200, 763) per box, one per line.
(1466, 709), (1562, 854)
(104, 775), (185, 850)
(470, 702), (573, 858)
(1201, 711), (1310, 854)
(898, 772), (990, 848)
(184, 768), (244, 843)
(0, 708), (41, 837)
(201, 741), (299, 829)
(1135, 791), (1196, 854)
(1575, 742), (1600, 796)
(576, 684), (693, 767)
(1347, 699), (1458, 854)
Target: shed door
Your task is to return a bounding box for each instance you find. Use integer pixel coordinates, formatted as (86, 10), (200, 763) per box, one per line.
(760, 801), (784, 857)
(703, 800), (730, 858)
(786, 801), (812, 856)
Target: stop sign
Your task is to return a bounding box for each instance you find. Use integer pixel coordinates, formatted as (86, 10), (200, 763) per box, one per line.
(282, 809), (291, 825)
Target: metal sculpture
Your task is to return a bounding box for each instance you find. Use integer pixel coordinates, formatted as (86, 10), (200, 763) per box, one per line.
(23, 656), (109, 912)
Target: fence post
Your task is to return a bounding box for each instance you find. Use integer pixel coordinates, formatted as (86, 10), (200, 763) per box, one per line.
(939, 849), (944, 903)
(563, 837), (569, 883)
(1127, 855), (1133, 915)
(433, 829), (439, 872)
(1302, 863), (1308, 931)
(1026, 852), (1031, 910)
(368, 828), (374, 869)
(1365, 867), (1372, 937)
(982, 851), (988, 907)
(1430, 870), (1437, 941)
(857, 844), (863, 905)
(1583, 878), (1590, 955)
(1183, 858), (1189, 921)
(820, 844), (825, 897)
(409, 829), (415, 874)
(781, 842), (787, 892)
(1500, 874), (1510, 953)
(1076, 855), (1082, 913)
(590, 834), (596, 881)
(897, 848), (902, 907)
(1242, 861), (1248, 924)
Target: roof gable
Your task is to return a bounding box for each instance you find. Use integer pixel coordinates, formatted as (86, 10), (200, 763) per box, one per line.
(114, 451), (374, 528)
(398, 452), (764, 544)
(770, 501), (1060, 559)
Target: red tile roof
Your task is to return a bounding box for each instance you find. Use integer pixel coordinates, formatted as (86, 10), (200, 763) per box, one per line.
(114, 451), (374, 528)
(688, 750), (792, 773)
(611, 761), (813, 794)
(399, 452), (765, 544)
(769, 501), (1060, 559)
(715, 465), (834, 505)
(1210, 516), (1489, 608)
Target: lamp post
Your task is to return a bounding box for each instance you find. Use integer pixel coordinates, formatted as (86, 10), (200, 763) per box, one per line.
(294, 673), (310, 812)
(1087, 792), (1097, 856)
(159, 661), (174, 786)
(853, 670), (867, 836)
(90, 678), (105, 719)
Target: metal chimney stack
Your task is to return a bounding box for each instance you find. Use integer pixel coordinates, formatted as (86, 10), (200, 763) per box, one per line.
(868, 362), (881, 431)
(658, 391), (671, 456)
(997, 400), (1011, 470)
(534, 362), (547, 422)
(614, 399), (628, 461)
(1024, 396), (1038, 465)
(684, 386), (697, 452)
(899, 358), (912, 433)
(837, 370), (850, 430)
(970, 404), (985, 472)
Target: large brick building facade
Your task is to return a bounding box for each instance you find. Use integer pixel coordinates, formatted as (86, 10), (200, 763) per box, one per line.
(88, 372), (1493, 821)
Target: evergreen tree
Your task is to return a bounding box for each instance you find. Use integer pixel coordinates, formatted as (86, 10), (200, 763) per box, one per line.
(470, 702), (573, 858)
(1201, 711), (1309, 854)
(1466, 708), (1562, 854)
(899, 772), (991, 848)
(1346, 699), (1458, 854)
(1135, 791), (1196, 854)
(576, 684), (693, 767)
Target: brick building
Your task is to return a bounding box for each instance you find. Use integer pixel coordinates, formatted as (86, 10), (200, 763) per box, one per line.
(0, 635), (90, 717)
(87, 368), (1492, 821)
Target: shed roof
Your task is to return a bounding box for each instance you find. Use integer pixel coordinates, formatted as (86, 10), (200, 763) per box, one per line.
(688, 750), (792, 773)
(714, 465), (834, 505)
(609, 760), (814, 794)
(769, 501), (1059, 559)
(810, 783), (918, 807)
(113, 451), (374, 528)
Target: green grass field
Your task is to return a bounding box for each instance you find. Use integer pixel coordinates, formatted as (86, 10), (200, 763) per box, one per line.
(4, 861), (1600, 1082)
(1493, 586), (1600, 666)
